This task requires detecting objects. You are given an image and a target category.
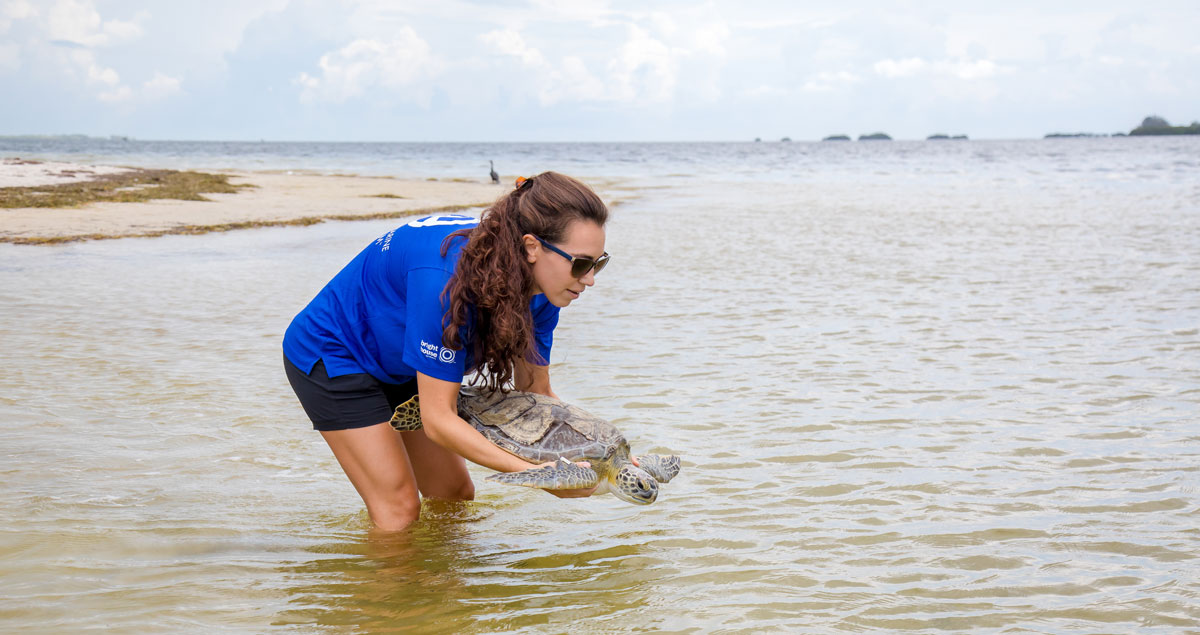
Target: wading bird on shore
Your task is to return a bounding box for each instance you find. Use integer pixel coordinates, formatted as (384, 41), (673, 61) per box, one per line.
(489, 161), (499, 184)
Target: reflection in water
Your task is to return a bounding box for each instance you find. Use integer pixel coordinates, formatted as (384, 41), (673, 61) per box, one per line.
(2, 139), (1199, 631)
(277, 504), (481, 631)
(275, 501), (653, 632)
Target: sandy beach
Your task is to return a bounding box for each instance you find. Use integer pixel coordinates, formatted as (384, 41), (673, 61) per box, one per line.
(0, 158), (507, 244)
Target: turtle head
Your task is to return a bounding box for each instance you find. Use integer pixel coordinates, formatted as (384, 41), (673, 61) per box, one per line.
(611, 464), (658, 505)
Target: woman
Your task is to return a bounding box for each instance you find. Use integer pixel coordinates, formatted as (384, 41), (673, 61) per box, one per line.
(283, 172), (610, 530)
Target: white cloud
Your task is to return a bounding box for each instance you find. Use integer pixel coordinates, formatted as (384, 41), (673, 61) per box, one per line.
(803, 70), (860, 92)
(0, 0), (34, 34)
(480, 29), (547, 67)
(5, 0), (184, 105)
(60, 47), (121, 87)
(297, 29), (438, 104)
(945, 59), (1002, 80)
(540, 55), (606, 105)
(76, 66), (181, 104)
(142, 72), (182, 100)
(97, 84), (131, 102)
(46, 0), (142, 47)
(6, 0), (155, 103)
(608, 25), (680, 103)
(480, 10), (730, 108)
(85, 59), (119, 85)
(102, 16), (142, 41)
(480, 28), (608, 106)
(811, 36), (861, 63)
(690, 20), (730, 58)
(93, 71), (181, 103)
(874, 56), (1011, 80)
(649, 11), (676, 38)
(743, 84), (787, 99)
(6, 1), (1200, 140)
(874, 57), (927, 78)
(46, 0), (100, 44)
(2, 0), (35, 18)
(526, 0), (615, 27)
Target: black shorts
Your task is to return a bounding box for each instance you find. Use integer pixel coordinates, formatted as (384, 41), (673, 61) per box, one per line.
(284, 353), (418, 431)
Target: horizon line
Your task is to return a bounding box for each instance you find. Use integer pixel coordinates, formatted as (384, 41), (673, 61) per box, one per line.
(0, 133), (1164, 144)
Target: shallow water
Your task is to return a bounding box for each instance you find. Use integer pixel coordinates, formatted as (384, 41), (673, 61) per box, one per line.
(2, 139), (1199, 632)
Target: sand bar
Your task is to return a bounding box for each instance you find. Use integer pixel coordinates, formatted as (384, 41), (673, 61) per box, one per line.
(1, 158), (509, 244)
(1, 158), (136, 188)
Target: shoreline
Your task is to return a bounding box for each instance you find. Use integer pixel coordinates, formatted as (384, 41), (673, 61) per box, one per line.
(1, 158), (510, 245)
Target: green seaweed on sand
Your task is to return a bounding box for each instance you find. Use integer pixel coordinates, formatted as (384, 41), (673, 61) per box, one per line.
(0, 168), (252, 209)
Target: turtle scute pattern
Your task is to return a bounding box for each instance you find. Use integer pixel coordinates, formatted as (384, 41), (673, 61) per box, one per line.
(457, 388), (607, 447)
(389, 395), (423, 431)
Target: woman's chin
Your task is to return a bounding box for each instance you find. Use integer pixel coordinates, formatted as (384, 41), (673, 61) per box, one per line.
(549, 290), (577, 308)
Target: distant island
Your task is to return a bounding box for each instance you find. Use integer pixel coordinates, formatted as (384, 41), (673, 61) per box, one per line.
(1045, 115), (1199, 139)
(0, 133), (132, 141)
(822, 134), (850, 141)
(927, 134), (968, 140)
(1130, 115), (1200, 136)
(858, 133), (891, 141)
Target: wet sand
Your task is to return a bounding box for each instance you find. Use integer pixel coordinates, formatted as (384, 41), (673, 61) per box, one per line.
(0, 158), (506, 243)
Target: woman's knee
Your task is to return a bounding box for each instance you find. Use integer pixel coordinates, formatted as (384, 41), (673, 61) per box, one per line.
(367, 493), (422, 530)
(422, 476), (475, 502)
(450, 479), (476, 502)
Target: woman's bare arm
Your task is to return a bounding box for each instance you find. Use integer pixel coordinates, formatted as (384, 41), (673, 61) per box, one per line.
(416, 372), (534, 474)
(417, 371), (595, 497)
(514, 359), (557, 398)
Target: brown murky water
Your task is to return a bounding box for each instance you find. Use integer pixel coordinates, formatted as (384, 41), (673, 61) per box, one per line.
(2, 140), (1198, 632)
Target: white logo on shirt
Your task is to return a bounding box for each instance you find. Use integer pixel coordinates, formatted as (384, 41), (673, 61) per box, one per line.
(406, 215), (477, 228)
(420, 339), (457, 364)
(375, 230), (395, 252)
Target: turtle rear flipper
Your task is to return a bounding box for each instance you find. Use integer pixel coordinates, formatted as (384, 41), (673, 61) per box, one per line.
(487, 458), (599, 490)
(636, 454), (681, 483)
(390, 395), (424, 432)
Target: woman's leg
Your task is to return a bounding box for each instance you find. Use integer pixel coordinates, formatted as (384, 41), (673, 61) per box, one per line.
(399, 428), (476, 501)
(288, 358), (475, 529)
(320, 422), (423, 531)
(320, 423), (476, 530)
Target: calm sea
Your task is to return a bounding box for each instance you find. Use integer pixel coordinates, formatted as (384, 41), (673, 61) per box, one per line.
(2, 137), (1198, 633)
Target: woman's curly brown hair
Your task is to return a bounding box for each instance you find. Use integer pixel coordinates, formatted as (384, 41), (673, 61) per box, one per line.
(440, 171), (607, 393)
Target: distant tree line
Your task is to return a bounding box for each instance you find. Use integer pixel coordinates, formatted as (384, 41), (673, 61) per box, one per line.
(1130, 116), (1200, 136)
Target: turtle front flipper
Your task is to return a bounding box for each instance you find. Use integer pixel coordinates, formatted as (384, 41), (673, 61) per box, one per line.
(486, 458), (599, 490)
(635, 454), (681, 483)
(389, 395), (424, 432)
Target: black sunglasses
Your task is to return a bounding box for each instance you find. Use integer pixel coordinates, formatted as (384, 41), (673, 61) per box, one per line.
(535, 236), (610, 278)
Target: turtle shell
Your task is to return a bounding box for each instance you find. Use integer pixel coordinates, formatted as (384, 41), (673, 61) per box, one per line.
(457, 387), (626, 466)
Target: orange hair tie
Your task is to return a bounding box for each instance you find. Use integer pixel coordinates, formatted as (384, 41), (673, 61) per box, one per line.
(514, 176), (533, 190)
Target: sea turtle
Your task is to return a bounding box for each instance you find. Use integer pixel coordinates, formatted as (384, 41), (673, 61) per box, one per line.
(389, 388), (680, 504)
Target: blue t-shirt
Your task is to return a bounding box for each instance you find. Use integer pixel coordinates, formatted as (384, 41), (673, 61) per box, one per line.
(283, 214), (560, 384)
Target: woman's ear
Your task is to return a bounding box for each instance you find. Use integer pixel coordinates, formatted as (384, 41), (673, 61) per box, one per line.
(522, 234), (539, 263)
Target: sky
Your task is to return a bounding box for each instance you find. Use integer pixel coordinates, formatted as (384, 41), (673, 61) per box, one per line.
(1, 0), (1197, 141)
